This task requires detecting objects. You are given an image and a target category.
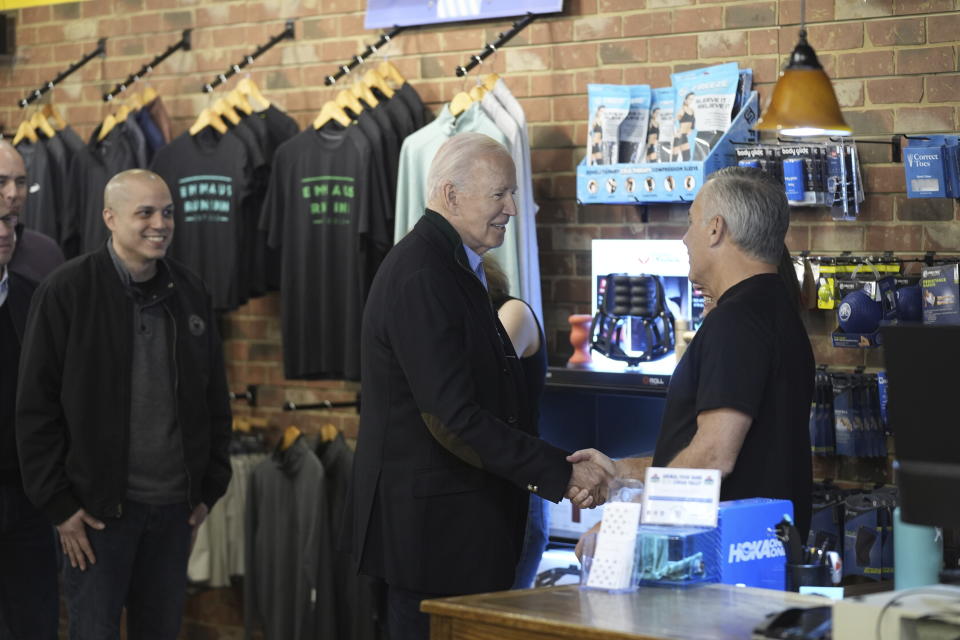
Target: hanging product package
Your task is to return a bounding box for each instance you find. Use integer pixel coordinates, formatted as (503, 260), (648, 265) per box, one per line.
(647, 87), (675, 163)
(618, 85), (652, 164)
(828, 140), (864, 221)
(831, 373), (858, 457)
(670, 62), (740, 162)
(586, 84), (630, 166)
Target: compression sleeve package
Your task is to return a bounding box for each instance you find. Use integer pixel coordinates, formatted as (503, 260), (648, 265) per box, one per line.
(618, 85), (652, 164)
(670, 62), (741, 161)
(586, 84), (630, 166)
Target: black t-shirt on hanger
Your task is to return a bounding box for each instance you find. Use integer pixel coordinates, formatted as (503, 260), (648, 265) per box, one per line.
(396, 82), (430, 131)
(259, 122), (388, 380)
(652, 273), (815, 536)
(150, 127), (255, 311)
(16, 139), (59, 242)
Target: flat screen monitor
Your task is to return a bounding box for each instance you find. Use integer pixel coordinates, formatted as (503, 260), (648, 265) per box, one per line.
(880, 324), (960, 528)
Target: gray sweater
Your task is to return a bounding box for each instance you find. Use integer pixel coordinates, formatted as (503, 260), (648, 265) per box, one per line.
(244, 436), (336, 640)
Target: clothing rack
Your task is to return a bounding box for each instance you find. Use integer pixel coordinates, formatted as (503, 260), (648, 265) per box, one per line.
(103, 30), (191, 102)
(324, 25), (405, 86)
(18, 38), (106, 108)
(201, 20), (295, 93)
(229, 384), (258, 407)
(283, 393), (360, 412)
(454, 12), (536, 77)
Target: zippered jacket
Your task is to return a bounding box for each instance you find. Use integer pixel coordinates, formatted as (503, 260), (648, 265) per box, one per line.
(15, 243), (232, 524)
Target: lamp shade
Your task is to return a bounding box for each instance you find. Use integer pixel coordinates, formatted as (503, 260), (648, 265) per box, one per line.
(756, 31), (851, 137)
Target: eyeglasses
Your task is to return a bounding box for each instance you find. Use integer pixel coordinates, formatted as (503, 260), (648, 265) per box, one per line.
(0, 214), (19, 228)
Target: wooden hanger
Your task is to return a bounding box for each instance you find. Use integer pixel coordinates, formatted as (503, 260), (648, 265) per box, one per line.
(468, 84), (487, 102)
(320, 423), (339, 443)
(280, 425), (301, 451)
(189, 107), (228, 136)
(141, 85), (158, 105)
(96, 113), (118, 142)
(336, 89), (363, 117)
(449, 91), (473, 117)
(237, 77), (270, 112)
(227, 88), (254, 116)
(233, 417), (251, 433)
(363, 68), (394, 99)
(351, 80), (378, 108)
(125, 91), (144, 112)
(313, 100), (352, 129)
(114, 104), (132, 123)
(376, 60), (406, 89)
(29, 111), (56, 139)
(41, 103), (67, 130)
(212, 97), (241, 125)
(483, 73), (500, 91)
(12, 118), (39, 145)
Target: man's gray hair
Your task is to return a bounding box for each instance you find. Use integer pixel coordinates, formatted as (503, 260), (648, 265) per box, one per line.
(702, 166), (789, 265)
(426, 133), (511, 204)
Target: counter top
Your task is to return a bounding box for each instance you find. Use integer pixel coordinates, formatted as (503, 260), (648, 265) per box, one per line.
(423, 584), (824, 640)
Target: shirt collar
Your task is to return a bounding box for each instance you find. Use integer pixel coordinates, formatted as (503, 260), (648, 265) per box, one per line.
(462, 243), (483, 274)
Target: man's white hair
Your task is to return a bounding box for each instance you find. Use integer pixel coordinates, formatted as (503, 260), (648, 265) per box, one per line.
(426, 133), (511, 205)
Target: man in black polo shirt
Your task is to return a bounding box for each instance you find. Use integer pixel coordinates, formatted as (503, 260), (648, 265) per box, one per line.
(572, 166), (814, 538)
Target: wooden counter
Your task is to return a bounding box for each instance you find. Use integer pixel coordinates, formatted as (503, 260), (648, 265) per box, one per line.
(423, 584), (825, 640)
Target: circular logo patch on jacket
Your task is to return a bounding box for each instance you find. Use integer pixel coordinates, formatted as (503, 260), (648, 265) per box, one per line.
(189, 315), (206, 336)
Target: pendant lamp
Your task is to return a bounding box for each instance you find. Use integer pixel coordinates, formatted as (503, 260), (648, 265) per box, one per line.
(755, 0), (851, 137)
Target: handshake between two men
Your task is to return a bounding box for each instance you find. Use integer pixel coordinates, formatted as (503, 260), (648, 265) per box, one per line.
(564, 447), (619, 509)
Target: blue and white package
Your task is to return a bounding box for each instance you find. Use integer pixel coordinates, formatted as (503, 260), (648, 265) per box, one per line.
(647, 87), (675, 163)
(718, 498), (792, 590)
(671, 62), (740, 161)
(587, 84), (630, 165)
(904, 136), (959, 198)
(618, 85), (652, 164)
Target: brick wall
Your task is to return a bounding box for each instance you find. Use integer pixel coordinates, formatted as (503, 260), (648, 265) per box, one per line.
(2, 0), (958, 635)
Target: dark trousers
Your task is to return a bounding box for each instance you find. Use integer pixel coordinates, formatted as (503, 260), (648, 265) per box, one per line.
(387, 585), (442, 640)
(62, 501), (192, 640)
(0, 482), (59, 640)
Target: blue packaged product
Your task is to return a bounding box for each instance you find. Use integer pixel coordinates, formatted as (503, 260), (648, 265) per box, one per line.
(587, 84), (630, 165)
(670, 62), (740, 161)
(618, 85), (652, 164)
(647, 87), (675, 162)
(921, 263), (960, 325)
(783, 158), (805, 202)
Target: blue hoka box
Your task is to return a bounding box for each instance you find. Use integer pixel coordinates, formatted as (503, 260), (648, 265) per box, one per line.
(718, 498), (793, 590)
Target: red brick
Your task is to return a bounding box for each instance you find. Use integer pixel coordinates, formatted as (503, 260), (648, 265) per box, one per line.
(834, 0), (893, 20)
(578, 205), (628, 223)
(811, 226), (865, 252)
(573, 16), (621, 41)
(598, 40), (647, 65)
(895, 197), (955, 222)
(20, 6), (50, 24)
(894, 0), (954, 14)
(540, 253), (576, 277)
(807, 23), (864, 51)
(567, 0), (599, 14)
(649, 35), (697, 62)
(923, 222), (960, 251)
(928, 75), (960, 103)
(197, 4), (248, 28)
(779, 0), (835, 24)
(864, 224), (923, 251)
(531, 149), (575, 172)
(699, 31), (748, 59)
(927, 13), (960, 43)
(863, 165), (906, 194)
(623, 11), (672, 37)
(674, 6), (723, 33)
(836, 50), (895, 78)
(897, 47), (954, 75)
(895, 106), (955, 134)
(530, 72), (575, 97)
(537, 202), (578, 224)
(505, 48), (552, 73)
(749, 29), (780, 55)
(528, 20), (575, 45)
(866, 77), (923, 104)
(622, 65), (672, 87)
(599, 0), (642, 9)
(858, 195), (895, 222)
(531, 124), (575, 149)
(574, 68), (622, 94)
(82, 0), (111, 18)
(555, 43), (597, 70)
(866, 18), (925, 46)
(552, 96), (583, 122)
(338, 14), (366, 37)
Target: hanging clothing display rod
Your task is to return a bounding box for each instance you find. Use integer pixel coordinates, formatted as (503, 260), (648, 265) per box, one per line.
(18, 38), (107, 107)
(201, 20), (295, 93)
(103, 29), (192, 102)
(324, 25), (405, 86)
(454, 12), (536, 77)
(283, 394), (361, 412)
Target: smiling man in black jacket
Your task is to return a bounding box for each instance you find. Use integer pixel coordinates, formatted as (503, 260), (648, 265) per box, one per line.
(346, 133), (611, 640)
(16, 169), (232, 639)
